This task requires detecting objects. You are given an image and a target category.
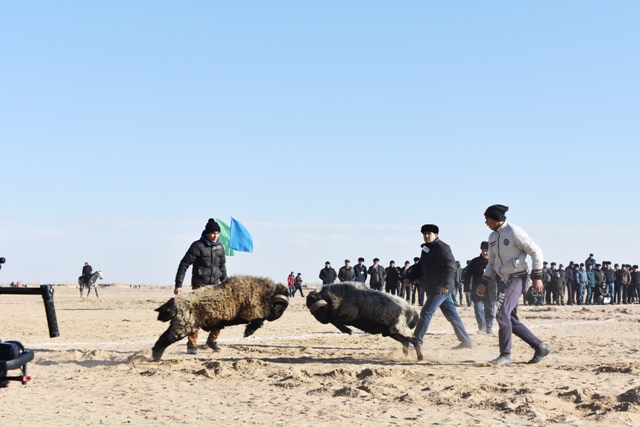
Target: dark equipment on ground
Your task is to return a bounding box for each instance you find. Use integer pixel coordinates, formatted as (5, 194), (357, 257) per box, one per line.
(0, 258), (60, 387)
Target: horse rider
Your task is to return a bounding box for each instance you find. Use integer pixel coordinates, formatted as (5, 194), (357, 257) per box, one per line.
(82, 262), (93, 285)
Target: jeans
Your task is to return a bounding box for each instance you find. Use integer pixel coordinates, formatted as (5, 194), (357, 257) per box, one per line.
(577, 283), (586, 304)
(473, 294), (496, 333)
(413, 292), (472, 346)
(606, 282), (615, 304)
(496, 274), (542, 354)
(454, 283), (464, 305)
(585, 285), (594, 304)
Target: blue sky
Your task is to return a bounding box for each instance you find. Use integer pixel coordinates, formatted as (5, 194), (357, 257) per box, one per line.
(1, 1), (639, 285)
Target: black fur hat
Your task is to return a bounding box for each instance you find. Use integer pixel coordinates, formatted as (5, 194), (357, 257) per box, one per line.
(420, 224), (439, 234)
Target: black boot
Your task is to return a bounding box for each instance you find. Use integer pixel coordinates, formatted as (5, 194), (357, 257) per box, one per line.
(528, 342), (551, 364)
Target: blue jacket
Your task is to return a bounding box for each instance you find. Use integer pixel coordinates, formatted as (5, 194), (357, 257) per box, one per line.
(353, 264), (367, 282)
(575, 268), (588, 287)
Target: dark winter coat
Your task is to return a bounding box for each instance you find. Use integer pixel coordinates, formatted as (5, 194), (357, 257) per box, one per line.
(463, 255), (488, 292)
(406, 238), (456, 294)
(385, 266), (400, 287)
(175, 236), (227, 288)
(594, 269), (606, 286)
(82, 264), (93, 277)
(353, 264), (367, 283)
(368, 265), (386, 288)
(338, 266), (356, 282)
(319, 267), (338, 285)
(604, 268), (617, 283)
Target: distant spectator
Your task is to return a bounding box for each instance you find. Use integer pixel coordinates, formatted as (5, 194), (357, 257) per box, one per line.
(630, 265), (640, 304)
(292, 273), (304, 297)
(621, 264), (632, 304)
(384, 261), (400, 295)
(338, 259), (355, 282)
(565, 261), (575, 305)
(595, 281), (611, 305)
(574, 263), (587, 305)
(585, 263), (596, 305)
(545, 262), (557, 304)
(453, 261), (464, 307)
(542, 262), (552, 305)
(525, 285), (544, 306)
(408, 257), (424, 305)
(464, 241), (496, 334)
(585, 253), (596, 270)
(614, 263), (623, 304)
(368, 258), (386, 291)
(398, 261), (412, 301)
(354, 257), (367, 283)
(550, 265), (565, 305)
(287, 272), (295, 297)
(603, 262), (616, 305)
(319, 261), (337, 285)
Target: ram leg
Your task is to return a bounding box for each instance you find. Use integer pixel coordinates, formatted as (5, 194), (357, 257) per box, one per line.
(389, 333), (423, 361)
(152, 325), (188, 361)
(244, 319), (264, 337)
(331, 320), (353, 335)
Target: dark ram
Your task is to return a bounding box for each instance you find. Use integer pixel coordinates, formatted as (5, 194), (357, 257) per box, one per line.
(306, 282), (423, 360)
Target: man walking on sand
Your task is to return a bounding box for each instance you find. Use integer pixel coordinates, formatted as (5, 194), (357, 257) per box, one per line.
(475, 204), (552, 365)
(404, 224), (474, 351)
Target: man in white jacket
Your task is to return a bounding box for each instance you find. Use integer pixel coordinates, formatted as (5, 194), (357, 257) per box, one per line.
(475, 204), (552, 365)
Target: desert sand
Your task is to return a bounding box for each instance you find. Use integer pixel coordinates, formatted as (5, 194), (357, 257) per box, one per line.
(2, 283), (640, 427)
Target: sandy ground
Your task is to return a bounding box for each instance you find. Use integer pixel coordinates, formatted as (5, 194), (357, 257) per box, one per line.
(2, 283), (640, 427)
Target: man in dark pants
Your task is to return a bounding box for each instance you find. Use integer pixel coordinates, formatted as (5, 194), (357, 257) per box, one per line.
(408, 257), (424, 305)
(368, 258), (386, 291)
(404, 224), (474, 350)
(565, 261), (575, 305)
(175, 218), (227, 355)
(385, 260), (400, 295)
(475, 205), (552, 365)
(82, 262), (93, 286)
(464, 241), (496, 334)
(319, 261), (337, 285)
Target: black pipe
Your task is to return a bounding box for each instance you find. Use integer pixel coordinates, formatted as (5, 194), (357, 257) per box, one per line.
(0, 285), (60, 338)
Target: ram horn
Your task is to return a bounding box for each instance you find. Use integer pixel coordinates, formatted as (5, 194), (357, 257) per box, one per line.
(273, 294), (289, 306)
(309, 299), (328, 314)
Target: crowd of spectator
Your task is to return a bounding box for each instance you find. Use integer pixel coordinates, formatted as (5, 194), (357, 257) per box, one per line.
(315, 253), (640, 308)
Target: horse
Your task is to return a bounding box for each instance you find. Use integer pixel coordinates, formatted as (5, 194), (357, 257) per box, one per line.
(78, 270), (103, 298)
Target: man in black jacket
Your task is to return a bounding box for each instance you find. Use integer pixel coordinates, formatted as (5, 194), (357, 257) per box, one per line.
(404, 224), (473, 350)
(338, 259), (355, 282)
(175, 218), (227, 355)
(464, 241), (496, 334)
(384, 261), (400, 295)
(82, 262), (93, 286)
(319, 261), (337, 285)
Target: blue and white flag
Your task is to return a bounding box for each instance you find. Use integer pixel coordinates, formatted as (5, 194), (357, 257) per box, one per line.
(229, 217), (253, 253)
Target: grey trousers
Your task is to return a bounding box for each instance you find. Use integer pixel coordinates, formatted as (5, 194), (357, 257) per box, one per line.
(496, 274), (542, 354)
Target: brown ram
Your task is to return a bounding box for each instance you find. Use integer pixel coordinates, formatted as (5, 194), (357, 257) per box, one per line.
(152, 275), (289, 361)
